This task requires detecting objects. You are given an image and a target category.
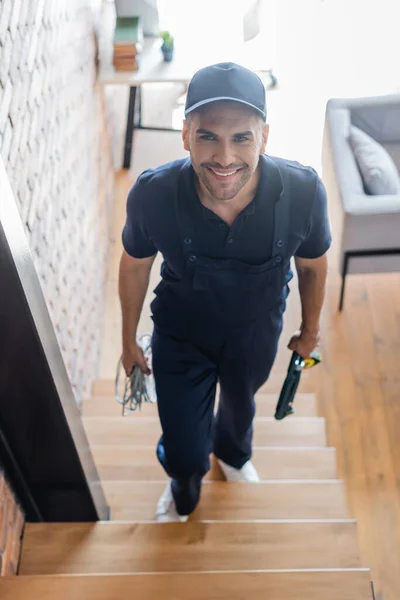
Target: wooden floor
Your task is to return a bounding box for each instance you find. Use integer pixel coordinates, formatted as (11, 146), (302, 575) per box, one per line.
(315, 273), (400, 600)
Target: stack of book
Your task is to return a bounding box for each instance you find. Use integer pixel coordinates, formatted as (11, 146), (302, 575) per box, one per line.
(113, 16), (143, 72)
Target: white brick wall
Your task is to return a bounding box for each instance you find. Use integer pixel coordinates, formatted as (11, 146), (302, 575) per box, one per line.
(0, 0), (123, 404)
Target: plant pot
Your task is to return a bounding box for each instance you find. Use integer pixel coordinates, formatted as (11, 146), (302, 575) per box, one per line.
(161, 44), (174, 62)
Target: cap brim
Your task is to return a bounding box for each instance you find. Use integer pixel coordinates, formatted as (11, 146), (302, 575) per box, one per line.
(185, 96), (266, 120)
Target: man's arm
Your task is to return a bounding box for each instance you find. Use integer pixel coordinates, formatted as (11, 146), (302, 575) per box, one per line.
(119, 250), (157, 375)
(288, 253), (328, 358)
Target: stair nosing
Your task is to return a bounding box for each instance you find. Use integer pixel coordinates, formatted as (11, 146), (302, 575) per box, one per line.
(89, 444), (336, 451)
(14, 567), (370, 577)
(85, 392), (317, 400)
(83, 416), (326, 422)
(35, 518), (357, 525)
(100, 479), (344, 485)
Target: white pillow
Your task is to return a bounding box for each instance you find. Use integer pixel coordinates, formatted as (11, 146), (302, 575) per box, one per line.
(348, 125), (400, 195)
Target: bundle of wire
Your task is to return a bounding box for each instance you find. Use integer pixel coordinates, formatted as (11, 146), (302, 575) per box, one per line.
(115, 334), (157, 416)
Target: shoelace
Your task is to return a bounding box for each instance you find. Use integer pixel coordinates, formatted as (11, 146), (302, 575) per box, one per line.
(115, 334), (157, 416)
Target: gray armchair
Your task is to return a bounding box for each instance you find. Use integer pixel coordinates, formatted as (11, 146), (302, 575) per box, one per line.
(322, 94), (400, 310)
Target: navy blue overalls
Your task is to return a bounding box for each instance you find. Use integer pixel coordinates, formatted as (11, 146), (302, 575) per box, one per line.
(151, 158), (291, 516)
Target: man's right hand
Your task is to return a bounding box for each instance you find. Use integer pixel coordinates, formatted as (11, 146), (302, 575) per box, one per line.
(122, 343), (151, 376)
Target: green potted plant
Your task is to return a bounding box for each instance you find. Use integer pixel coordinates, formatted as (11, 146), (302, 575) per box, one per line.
(160, 30), (174, 62)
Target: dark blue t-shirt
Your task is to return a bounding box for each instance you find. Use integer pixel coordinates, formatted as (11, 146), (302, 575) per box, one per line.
(122, 155), (331, 279)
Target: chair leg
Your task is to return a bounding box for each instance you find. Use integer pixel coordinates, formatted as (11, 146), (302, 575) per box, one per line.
(338, 274), (346, 311)
(338, 253), (349, 312)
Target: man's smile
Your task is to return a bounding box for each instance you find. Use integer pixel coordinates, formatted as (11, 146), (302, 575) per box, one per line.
(206, 166), (244, 182)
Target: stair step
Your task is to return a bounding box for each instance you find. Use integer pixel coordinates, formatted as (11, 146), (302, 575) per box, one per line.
(82, 393), (317, 418)
(20, 521), (361, 575)
(83, 417), (326, 447)
(92, 372), (314, 397)
(102, 480), (349, 521)
(92, 446), (337, 481)
(0, 570), (373, 599)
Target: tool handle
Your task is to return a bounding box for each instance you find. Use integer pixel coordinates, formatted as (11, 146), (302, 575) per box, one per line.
(274, 350), (322, 420)
(274, 352), (303, 420)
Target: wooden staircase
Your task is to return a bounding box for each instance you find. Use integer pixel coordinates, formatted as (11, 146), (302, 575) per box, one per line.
(0, 374), (373, 599)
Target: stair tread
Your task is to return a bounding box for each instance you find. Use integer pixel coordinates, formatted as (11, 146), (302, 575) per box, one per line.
(82, 393), (317, 418)
(0, 569), (372, 600)
(20, 521), (362, 575)
(92, 446), (337, 481)
(83, 416), (326, 447)
(0, 570), (373, 599)
(101, 480), (349, 521)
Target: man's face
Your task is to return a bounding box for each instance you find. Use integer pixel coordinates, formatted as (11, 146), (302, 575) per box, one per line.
(182, 101), (269, 202)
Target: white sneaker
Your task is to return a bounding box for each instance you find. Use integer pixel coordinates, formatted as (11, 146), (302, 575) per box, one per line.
(156, 482), (189, 523)
(217, 458), (260, 482)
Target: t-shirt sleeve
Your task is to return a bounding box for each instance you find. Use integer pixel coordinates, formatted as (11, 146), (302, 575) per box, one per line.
(295, 175), (332, 259)
(122, 176), (157, 258)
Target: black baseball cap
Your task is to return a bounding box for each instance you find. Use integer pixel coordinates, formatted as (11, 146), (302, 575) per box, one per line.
(185, 62), (267, 121)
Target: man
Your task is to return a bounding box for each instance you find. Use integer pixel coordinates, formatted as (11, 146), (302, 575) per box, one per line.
(119, 62), (331, 522)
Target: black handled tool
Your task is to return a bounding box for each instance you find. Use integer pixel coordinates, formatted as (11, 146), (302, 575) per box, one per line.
(274, 350), (322, 420)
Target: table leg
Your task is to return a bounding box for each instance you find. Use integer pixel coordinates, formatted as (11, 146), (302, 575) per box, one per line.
(123, 86), (137, 169)
(138, 85), (143, 128)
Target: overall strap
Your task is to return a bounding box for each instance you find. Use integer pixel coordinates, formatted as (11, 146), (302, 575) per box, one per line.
(175, 159), (198, 258)
(269, 157), (291, 263)
(174, 160), (199, 281)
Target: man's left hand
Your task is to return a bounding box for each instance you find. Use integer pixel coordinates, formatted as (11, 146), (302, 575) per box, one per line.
(288, 328), (320, 359)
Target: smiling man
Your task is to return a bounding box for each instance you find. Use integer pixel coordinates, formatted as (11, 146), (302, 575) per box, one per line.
(119, 62), (331, 522)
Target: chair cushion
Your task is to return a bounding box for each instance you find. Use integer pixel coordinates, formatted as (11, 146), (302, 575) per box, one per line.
(348, 125), (400, 195)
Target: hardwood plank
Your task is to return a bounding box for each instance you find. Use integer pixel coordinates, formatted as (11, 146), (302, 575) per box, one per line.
(83, 416), (327, 447)
(101, 480), (349, 521)
(19, 521), (362, 575)
(366, 277), (400, 490)
(0, 570), (373, 600)
(82, 393), (318, 418)
(92, 446), (337, 481)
